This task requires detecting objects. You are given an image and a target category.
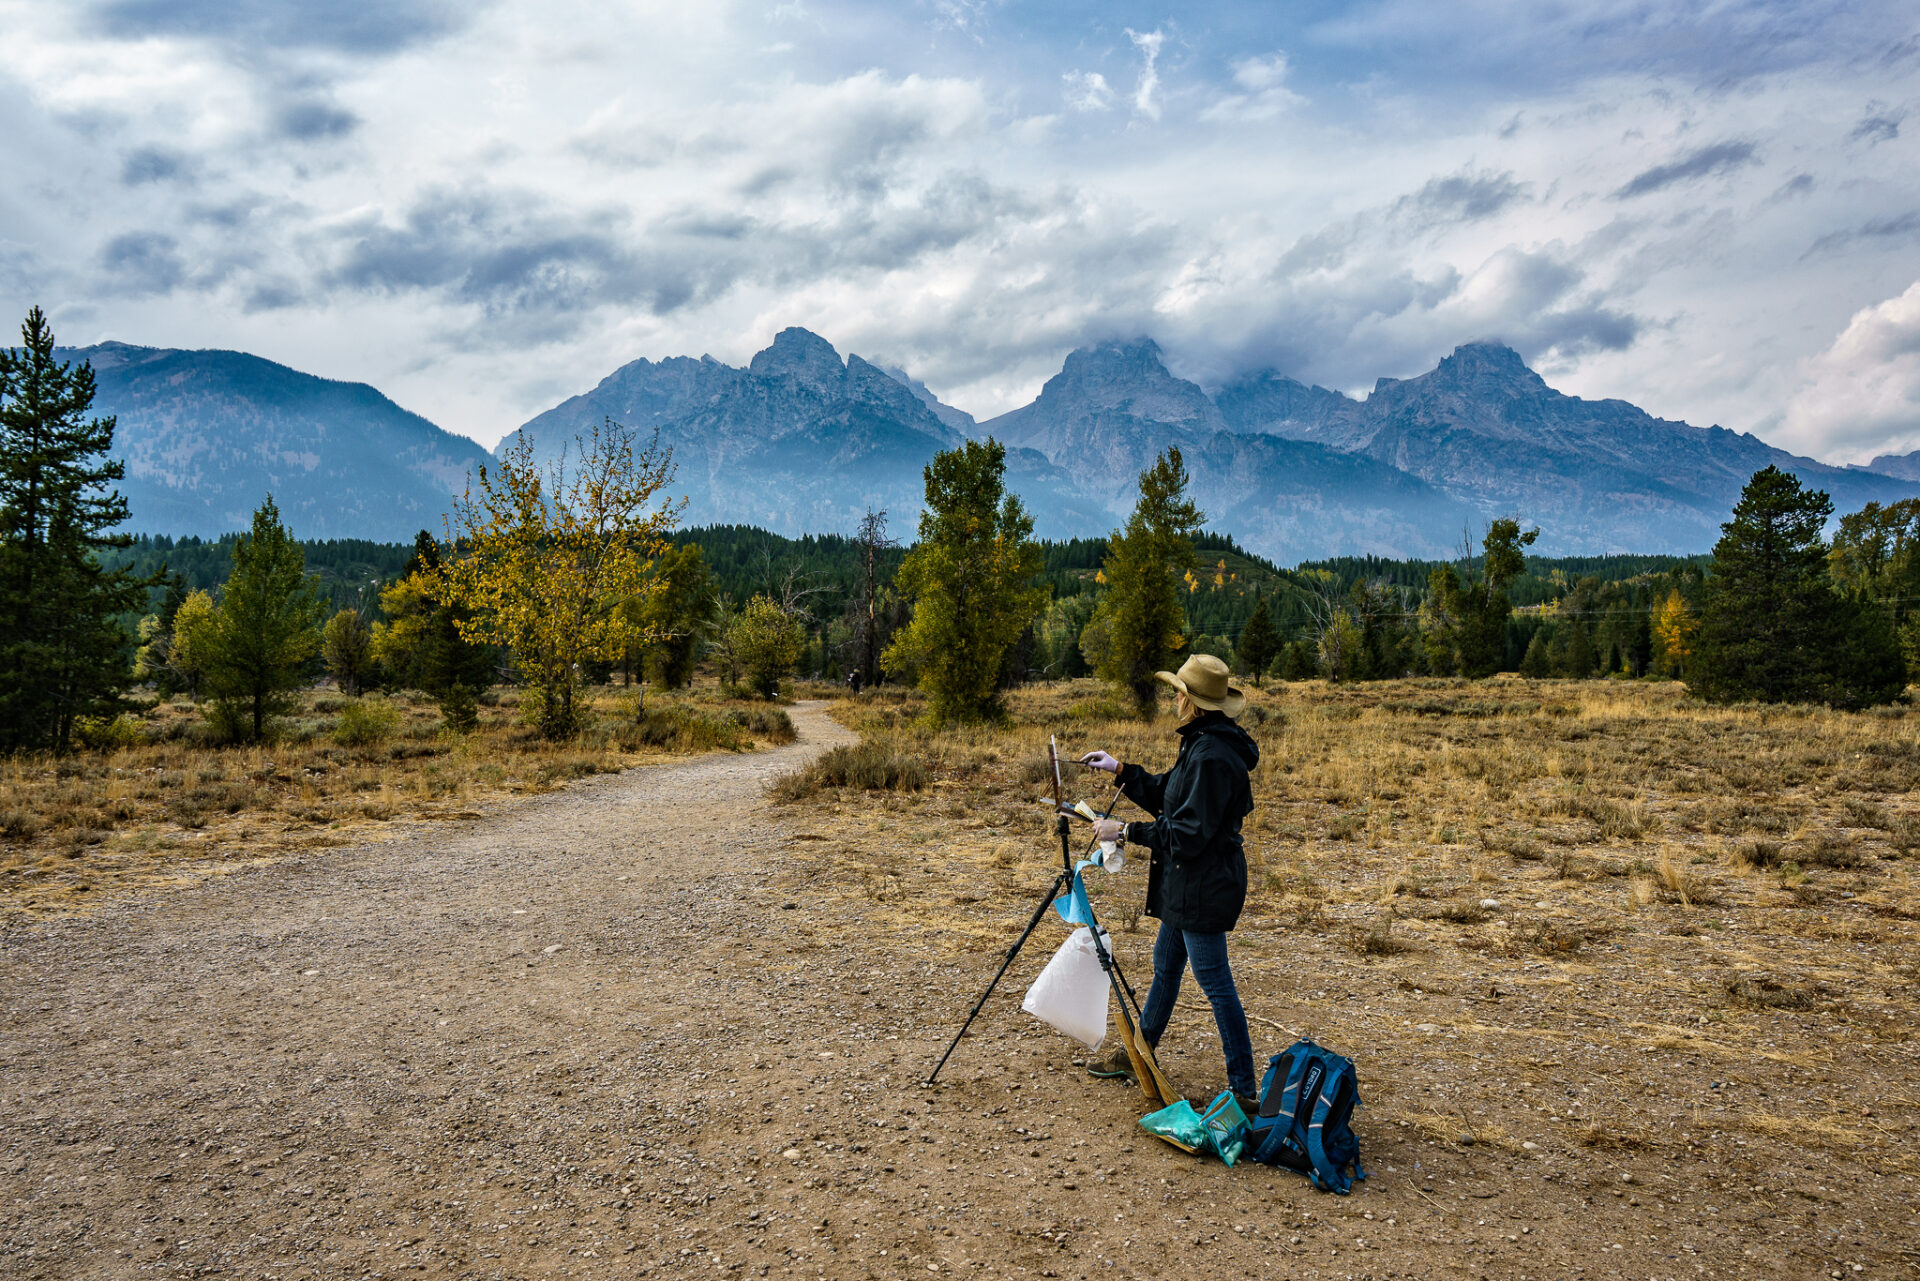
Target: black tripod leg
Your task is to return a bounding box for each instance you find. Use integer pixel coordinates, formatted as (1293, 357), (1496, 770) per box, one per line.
(925, 870), (1070, 1086)
(1084, 914), (1149, 1027)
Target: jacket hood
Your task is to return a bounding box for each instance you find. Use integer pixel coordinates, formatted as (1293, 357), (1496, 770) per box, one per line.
(1182, 710), (1261, 770)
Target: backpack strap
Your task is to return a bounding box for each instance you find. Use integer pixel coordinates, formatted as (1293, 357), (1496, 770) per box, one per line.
(1252, 1048), (1319, 1167)
(1304, 1059), (1354, 1194)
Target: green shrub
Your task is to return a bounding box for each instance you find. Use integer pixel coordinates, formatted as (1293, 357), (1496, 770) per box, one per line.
(0, 808), (42, 841)
(768, 740), (929, 801)
(74, 713), (147, 751)
(726, 706), (796, 744)
(616, 706), (746, 753)
(333, 697), (402, 746)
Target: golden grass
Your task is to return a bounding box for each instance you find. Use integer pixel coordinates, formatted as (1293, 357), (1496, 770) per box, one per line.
(0, 681), (792, 915)
(775, 675), (1920, 1179)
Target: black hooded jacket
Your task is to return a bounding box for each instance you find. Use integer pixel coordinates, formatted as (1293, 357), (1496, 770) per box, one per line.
(1117, 711), (1261, 933)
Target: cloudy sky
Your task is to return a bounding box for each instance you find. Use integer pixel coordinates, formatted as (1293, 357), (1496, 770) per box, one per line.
(2, 1), (1918, 459)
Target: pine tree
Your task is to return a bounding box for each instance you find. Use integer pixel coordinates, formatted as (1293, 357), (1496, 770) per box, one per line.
(1237, 598), (1279, 686)
(1693, 466), (1905, 708)
(1520, 632), (1551, 677)
(641, 543), (715, 689)
(372, 531), (495, 727)
(1418, 519), (1538, 678)
(0, 307), (148, 752)
(322, 609), (376, 696)
(882, 439), (1046, 724)
(1094, 448), (1204, 715)
(200, 496), (326, 741)
(1278, 640), (1316, 681)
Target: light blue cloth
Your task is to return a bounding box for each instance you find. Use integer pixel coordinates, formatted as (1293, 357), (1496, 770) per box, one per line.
(1053, 861), (1099, 925)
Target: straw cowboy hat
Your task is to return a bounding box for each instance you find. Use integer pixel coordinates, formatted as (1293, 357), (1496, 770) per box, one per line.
(1155, 653), (1247, 718)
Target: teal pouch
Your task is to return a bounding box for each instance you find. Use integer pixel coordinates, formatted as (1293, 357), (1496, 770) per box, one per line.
(1200, 1091), (1251, 1167)
(1138, 1099), (1206, 1153)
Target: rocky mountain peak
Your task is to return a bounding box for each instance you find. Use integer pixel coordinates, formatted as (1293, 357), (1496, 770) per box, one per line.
(874, 363), (977, 436)
(748, 327), (845, 392)
(1430, 342), (1548, 393)
(1032, 336), (1222, 432)
(1055, 336), (1168, 387)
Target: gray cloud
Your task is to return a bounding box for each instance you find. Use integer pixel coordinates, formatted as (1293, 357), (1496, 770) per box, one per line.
(1771, 173), (1816, 201)
(1396, 168), (1528, 226)
(243, 277), (304, 311)
(119, 146), (195, 186)
(99, 232), (185, 296)
(1803, 210), (1920, 259)
(327, 188), (714, 330)
(1517, 303), (1641, 360)
(274, 100), (359, 141)
(1849, 107), (1902, 144)
(1613, 141), (1758, 199)
(91, 0), (478, 56)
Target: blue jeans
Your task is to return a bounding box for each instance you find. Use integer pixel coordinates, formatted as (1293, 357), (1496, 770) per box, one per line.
(1138, 923), (1258, 1098)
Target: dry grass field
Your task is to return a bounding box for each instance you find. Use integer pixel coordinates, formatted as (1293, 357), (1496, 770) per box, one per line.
(0, 684), (795, 916)
(764, 676), (1920, 1274)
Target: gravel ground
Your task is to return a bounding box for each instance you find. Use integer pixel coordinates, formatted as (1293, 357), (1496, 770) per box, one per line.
(4, 701), (1909, 1280)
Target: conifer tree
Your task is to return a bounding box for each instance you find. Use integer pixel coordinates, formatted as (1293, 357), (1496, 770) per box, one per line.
(200, 497), (326, 740)
(883, 439), (1046, 724)
(0, 307), (148, 753)
(322, 609), (376, 696)
(640, 543), (715, 689)
(1277, 640), (1316, 681)
(1093, 448), (1204, 715)
(1520, 632), (1551, 678)
(1693, 467), (1906, 707)
(1236, 598), (1279, 686)
(372, 532), (495, 727)
(1419, 519), (1538, 678)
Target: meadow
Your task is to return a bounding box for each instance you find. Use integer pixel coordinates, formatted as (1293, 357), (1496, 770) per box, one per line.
(763, 676), (1917, 1271)
(0, 684), (793, 914)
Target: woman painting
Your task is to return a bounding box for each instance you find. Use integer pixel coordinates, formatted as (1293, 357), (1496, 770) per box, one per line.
(1080, 653), (1261, 1111)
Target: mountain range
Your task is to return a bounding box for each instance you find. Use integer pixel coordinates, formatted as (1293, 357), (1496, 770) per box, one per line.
(64, 330), (1920, 561)
(56, 341), (493, 541)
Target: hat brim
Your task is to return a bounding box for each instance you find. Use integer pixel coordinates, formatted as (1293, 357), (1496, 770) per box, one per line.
(1155, 669), (1247, 719)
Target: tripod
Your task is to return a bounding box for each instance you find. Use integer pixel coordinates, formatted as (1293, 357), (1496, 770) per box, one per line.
(925, 811), (1174, 1106)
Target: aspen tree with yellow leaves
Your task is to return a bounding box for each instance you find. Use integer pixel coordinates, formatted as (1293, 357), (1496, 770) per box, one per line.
(435, 419), (682, 739)
(1652, 588), (1698, 677)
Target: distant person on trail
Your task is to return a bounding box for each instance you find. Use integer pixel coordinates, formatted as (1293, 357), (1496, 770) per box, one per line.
(1079, 653), (1260, 1113)
(847, 670), (864, 695)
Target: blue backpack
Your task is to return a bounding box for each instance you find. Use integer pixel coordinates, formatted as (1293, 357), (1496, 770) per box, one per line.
(1247, 1038), (1366, 1194)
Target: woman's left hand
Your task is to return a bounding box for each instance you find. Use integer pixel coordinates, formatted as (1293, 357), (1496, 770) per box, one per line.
(1093, 818), (1125, 843)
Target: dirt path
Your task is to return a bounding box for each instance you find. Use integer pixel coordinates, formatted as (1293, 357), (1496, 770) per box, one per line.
(2, 701), (1892, 1280)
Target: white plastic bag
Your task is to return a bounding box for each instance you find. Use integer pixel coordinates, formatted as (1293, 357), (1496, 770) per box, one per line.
(1022, 926), (1110, 1049)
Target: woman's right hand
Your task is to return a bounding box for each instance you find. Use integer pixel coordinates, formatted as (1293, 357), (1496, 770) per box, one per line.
(1079, 750), (1120, 774)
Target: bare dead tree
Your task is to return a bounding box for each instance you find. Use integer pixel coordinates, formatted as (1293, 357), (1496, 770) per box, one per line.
(854, 507), (899, 686)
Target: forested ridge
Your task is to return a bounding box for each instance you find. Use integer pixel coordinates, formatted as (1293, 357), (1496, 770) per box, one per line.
(99, 524), (1719, 684)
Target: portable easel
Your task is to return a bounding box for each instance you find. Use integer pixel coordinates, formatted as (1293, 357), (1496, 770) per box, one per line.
(925, 738), (1175, 1107)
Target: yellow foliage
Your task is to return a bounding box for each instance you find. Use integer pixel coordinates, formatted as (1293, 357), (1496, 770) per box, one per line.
(1653, 589), (1697, 676)
(370, 573), (434, 674)
(435, 419), (681, 737)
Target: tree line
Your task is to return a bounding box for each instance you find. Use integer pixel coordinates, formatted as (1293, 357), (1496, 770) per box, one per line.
(4, 303), (1915, 753)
